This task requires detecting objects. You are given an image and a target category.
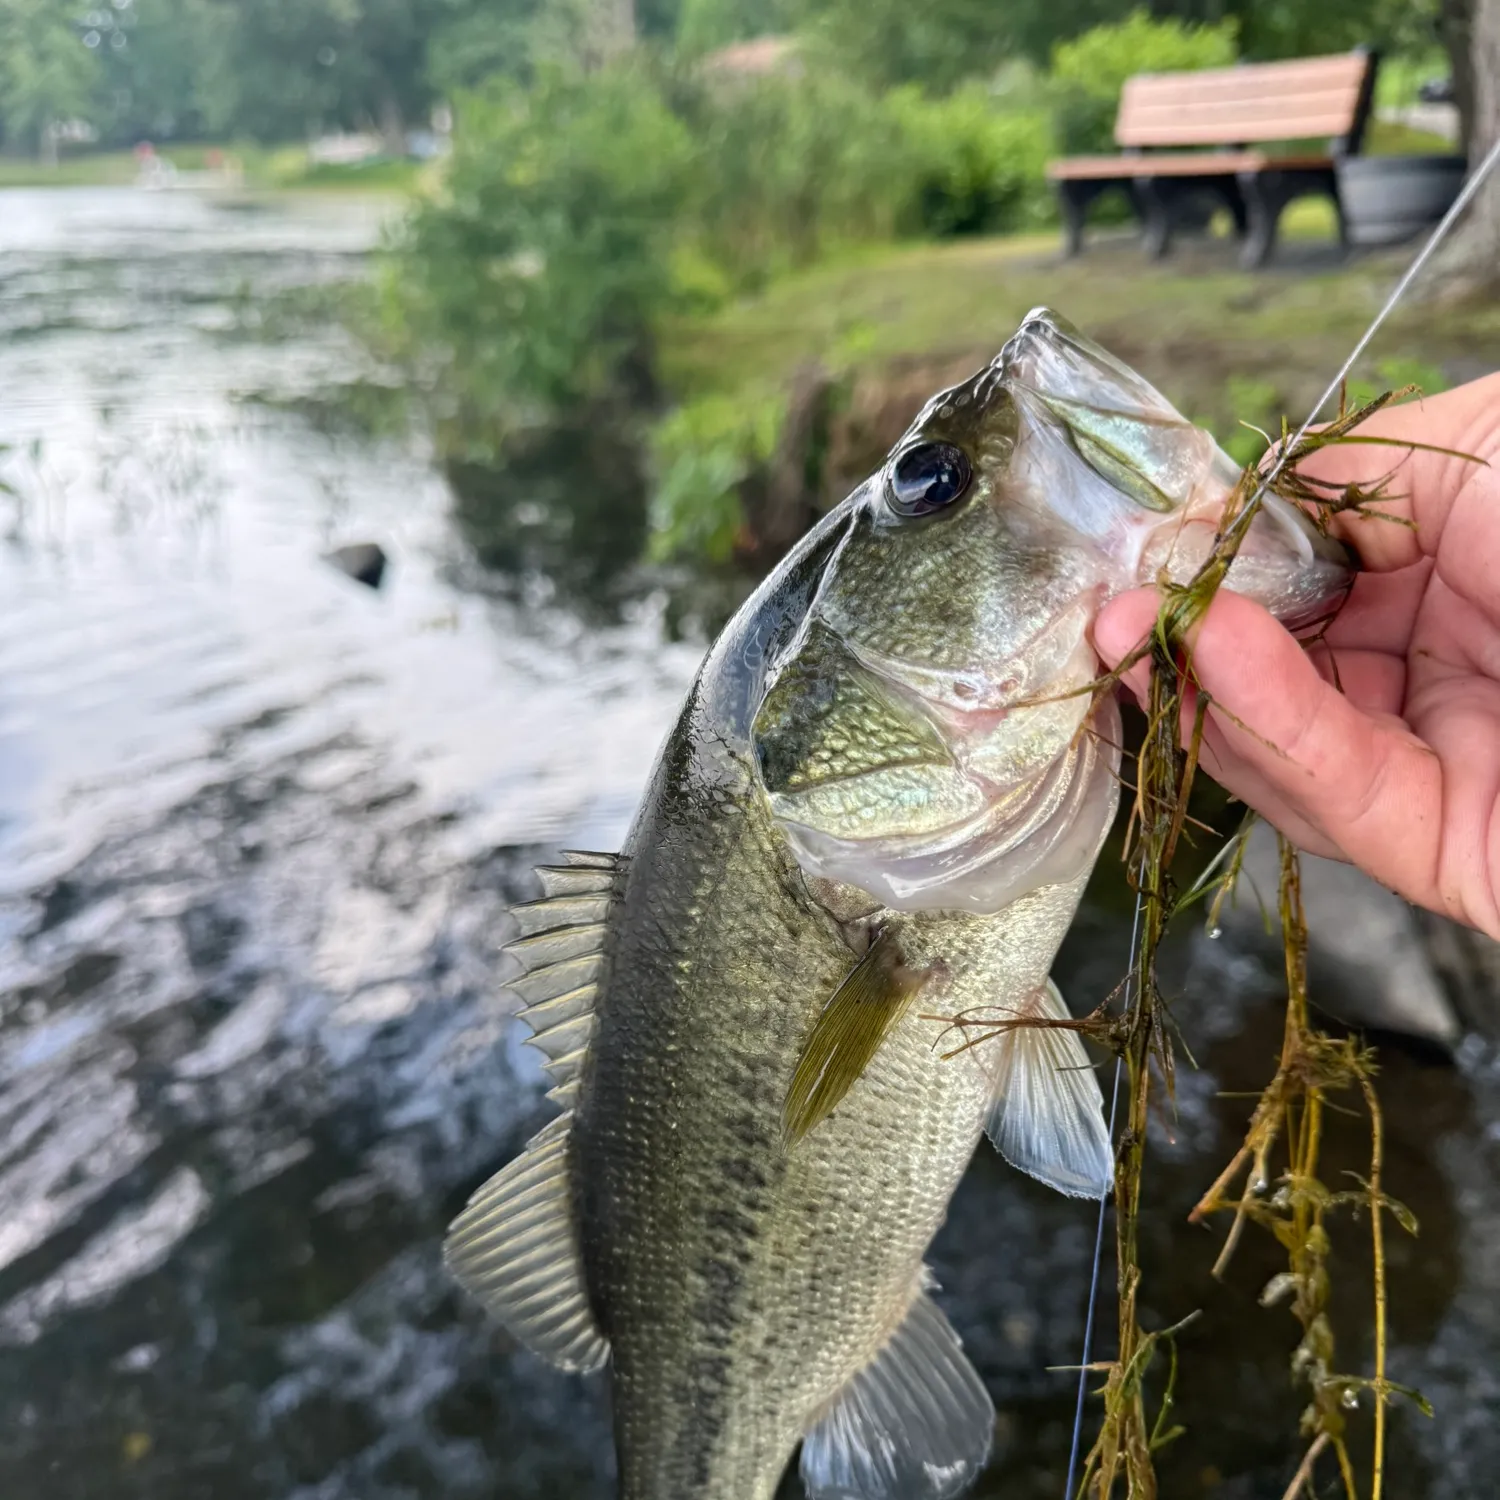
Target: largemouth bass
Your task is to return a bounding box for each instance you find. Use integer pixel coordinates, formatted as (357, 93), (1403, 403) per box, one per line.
(446, 310), (1351, 1500)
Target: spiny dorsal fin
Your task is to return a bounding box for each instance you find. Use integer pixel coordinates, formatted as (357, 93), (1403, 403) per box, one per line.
(799, 1277), (994, 1500)
(983, 979), (1113, 1199)
(444, 1114), (609, 1372)
(503, 851), (623, 1094)
(783, 930), (925, 1147)
(442, 852), (621, 1368)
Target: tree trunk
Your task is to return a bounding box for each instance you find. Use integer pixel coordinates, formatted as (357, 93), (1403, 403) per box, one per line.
(377, 90), (406, 156)
(1431, 0), (1500, 297)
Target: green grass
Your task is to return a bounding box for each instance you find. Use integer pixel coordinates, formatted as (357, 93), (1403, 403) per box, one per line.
(0, 150), (140, 187)
(0, 142), (430, 194)
(660, 226), (1500, 454)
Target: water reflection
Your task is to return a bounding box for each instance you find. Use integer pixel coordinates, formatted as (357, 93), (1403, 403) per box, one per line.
(445, 417), (649, 615)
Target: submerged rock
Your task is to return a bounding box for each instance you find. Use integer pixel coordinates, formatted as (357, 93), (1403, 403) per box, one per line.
(324, 543), (389, 589)
(1222, 822), (1462, 1048)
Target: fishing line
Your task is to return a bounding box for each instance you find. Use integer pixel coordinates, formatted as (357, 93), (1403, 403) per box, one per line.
(1059, 136), (1500, 1499)
(1247, 132), (1500, 521)
(1063, 887), (1141, 1498)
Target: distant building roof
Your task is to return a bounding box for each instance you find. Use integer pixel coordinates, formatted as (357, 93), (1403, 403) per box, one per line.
(700, 35), (800, 79)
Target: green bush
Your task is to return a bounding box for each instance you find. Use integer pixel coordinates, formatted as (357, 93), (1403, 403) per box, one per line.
(648, 393), (784, 564)
(1049, 11), (1239, 155)
(682, 69), (911, 283)
(888, 84), (1056, 237)
(382, 63), (693, 457)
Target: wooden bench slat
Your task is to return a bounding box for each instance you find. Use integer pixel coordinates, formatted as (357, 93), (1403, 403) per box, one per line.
(1123, 70), (1365, 107)
(1047, 152), (1332, 181)
(1120, 114), (1363, 148)
(1122, 55), (1368, 103)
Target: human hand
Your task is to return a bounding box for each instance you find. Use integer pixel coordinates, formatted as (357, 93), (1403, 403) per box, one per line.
(1094, 373), (1500, 940)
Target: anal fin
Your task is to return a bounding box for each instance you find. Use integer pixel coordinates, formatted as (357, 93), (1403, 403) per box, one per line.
(444, 1114), (609, 1373)
(800, 1280), (994, 1500)
(984, 979), (1113, 1199)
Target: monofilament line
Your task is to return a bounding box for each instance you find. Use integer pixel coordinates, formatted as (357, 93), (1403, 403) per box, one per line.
(1063, 887), (1142, 1499)
(1248, 132), (1500, 516)
(1061, 137), (1500, 1499)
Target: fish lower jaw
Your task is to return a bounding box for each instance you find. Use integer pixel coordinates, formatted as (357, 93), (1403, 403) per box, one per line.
(776, 722), (1119, 916)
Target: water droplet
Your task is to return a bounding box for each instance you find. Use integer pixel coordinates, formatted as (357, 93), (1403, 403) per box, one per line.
(1207, 925), (1223, 940)
(1341, 1388), (1360, 1410)
(1251, 1174), (1268, 1194)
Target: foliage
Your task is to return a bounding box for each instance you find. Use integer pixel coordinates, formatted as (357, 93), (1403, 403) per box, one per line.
(0, 0), (101, 154)
(1050, 9), (1239, 153)
(674, 0), (789, 55)
(647, 392), (783, 563)
(792, 0), (1030, 91)
(681, 69), (909, 281)
(383, 64), (693, 455)
(887, 84), (1055, 236)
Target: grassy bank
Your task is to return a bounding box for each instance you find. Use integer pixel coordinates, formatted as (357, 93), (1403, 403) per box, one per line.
(648, 208), (1497, 569)
(662, 209), (1499, 451)
(0, 144), (429, 193)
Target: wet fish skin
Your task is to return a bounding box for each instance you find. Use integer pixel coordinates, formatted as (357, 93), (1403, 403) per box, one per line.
(445, 308), (1354, 1500)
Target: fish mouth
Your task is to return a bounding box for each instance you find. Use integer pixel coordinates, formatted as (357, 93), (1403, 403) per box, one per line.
(1001, 306), (1355, 627)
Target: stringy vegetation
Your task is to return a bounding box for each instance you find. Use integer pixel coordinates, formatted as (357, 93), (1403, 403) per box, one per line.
(1068, 391), (1450, 1499)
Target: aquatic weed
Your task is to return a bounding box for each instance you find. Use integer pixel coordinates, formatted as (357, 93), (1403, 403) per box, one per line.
(1073, 388), (1461, 1499)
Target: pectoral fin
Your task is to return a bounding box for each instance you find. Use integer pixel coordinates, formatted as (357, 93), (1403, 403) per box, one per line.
(784, 930), (924, 1147)
(800, 1277), (994, 1500)
(984, 979), (1114, 1199)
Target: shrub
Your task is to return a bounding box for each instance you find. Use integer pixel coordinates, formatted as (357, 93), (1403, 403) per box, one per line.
(648, 393), (784, 564)
(1049, 11), (1239, 155)
(682, 69), (911, 283)
(382, 63), (693, 457)
(887, 84), (1056, 237)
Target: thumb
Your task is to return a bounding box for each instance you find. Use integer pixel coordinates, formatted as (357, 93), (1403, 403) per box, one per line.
(1095, 588), (1442, 905)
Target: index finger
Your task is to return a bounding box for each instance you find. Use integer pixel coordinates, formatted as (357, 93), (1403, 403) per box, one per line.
(1289, 372), (1500, 573)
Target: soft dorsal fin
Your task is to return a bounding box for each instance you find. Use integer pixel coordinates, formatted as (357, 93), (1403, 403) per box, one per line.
(445, 1114), (609, 1372)
(800, 1278), (994, 1500)
(442, 851), (623, 1371)
(984, 979), (1113, 1199)
(505, 850), (621, 1101)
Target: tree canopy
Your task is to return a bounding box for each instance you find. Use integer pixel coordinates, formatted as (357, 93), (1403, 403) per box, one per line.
(0, 0), (1454, 154)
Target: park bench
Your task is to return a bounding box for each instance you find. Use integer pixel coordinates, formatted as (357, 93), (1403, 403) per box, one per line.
(1047, 50), (1380, 268)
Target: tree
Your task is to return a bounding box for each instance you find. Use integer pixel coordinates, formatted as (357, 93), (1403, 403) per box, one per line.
(0, 0), (101, 159)
(1431, 0), (1500, 295)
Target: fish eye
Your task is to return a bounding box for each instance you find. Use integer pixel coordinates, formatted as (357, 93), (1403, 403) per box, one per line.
(886, 442), (973, 518)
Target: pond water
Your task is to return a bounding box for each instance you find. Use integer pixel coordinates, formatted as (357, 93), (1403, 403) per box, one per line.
(1, 186), (1498, 1500)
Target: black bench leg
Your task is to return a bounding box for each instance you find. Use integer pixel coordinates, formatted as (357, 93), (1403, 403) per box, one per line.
(1055, 181), (1090, 256)
(1136, 179), (1172, 260)
(1238, 171), (1284, 269)
(1333, 186), (1352, 255)
(1225, 186), (1249, 240)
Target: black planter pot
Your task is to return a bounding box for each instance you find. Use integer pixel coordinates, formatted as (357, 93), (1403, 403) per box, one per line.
(1336, 153), (1467, 247)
